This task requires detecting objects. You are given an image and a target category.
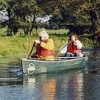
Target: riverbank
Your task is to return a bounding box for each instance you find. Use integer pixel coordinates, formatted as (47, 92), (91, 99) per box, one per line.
(0, 28), (95, 57)
(0, 35), (68, 57)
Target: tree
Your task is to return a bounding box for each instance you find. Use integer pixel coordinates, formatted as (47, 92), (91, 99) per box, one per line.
(6, 0), (42, 35)
(0, 0), (100, 35)
(36, 0), (100, 34)
(0, 0), (43, 36)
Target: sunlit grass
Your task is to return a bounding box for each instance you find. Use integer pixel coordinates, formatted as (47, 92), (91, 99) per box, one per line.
(0, 27), (94, 57)
(0, 35), (68, 57)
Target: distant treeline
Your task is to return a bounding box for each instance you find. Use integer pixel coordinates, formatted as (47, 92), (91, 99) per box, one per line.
(45, 24), (93, 35)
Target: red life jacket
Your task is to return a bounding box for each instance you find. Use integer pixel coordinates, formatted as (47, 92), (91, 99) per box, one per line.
(67, 41), (81, 53)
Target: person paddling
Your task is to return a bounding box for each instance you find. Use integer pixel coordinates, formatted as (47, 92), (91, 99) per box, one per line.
(28, 30), (55, 60)
(65, 32), (83, 57)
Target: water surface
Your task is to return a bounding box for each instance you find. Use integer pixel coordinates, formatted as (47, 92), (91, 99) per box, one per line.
(0, 47), (100, 100)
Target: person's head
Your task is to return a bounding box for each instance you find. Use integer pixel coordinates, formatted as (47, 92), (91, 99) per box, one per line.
(39, 30), (49, 41)
(69, 32), (79, 41)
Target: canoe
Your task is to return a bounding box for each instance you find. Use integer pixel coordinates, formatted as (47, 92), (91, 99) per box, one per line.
(21, 56), (87, 75)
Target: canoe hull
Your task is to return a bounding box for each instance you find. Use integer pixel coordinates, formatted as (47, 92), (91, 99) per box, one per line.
(21, 57), (87, 74)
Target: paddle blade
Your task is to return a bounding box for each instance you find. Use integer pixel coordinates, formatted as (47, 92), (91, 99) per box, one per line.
(60, 43), (67, 54)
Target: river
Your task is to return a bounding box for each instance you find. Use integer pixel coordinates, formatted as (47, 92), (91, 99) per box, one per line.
(0, 47), (100, 100)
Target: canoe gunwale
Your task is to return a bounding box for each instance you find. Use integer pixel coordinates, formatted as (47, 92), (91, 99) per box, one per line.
(21, 56), (87, 62)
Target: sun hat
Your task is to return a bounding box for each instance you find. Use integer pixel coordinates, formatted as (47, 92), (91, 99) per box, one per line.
(39, 30), (49, 40)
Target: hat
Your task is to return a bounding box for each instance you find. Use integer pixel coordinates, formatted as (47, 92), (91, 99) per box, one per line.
(39, 30), (49, 40)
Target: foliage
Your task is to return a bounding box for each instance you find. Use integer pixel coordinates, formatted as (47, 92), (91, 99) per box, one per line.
(0, 0), (7, 9)
(0, 0), (100, 35)
(0, 0), (43, 35)
(36, 0), (100, 35)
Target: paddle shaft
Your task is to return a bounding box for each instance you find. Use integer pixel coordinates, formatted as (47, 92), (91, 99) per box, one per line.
(28, 43), (35, 57)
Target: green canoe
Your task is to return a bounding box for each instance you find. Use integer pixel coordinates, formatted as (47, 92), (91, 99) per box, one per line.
(21, 56), (87, 75)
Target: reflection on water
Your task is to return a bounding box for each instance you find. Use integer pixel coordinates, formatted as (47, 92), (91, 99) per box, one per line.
(22, 72), (84, 100)
(68, 73), (83, 100)
(87, 47), (100, 69)
(0, 69), (84, 100)
(0, 70), (100, 100)
(0, 48), (100, 100)
(83, 74), (100, 100)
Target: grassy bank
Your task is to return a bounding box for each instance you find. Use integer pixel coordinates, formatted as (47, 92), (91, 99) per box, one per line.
(0, 28), (94, 57)
(0, 35), (68, 57)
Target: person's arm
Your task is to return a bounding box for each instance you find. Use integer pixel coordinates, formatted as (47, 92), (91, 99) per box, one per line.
(28, 40), (41, 58)
(40, 39), (54, 50)
(74, 40), (82, 49)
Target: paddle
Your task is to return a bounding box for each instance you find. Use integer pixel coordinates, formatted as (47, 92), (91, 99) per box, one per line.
(28, 43), (35, 59)
(55, 42), (68, 55)
(59, 42), (68, 54)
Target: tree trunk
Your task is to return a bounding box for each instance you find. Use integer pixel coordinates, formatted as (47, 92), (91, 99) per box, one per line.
(89, 10), (98, 34)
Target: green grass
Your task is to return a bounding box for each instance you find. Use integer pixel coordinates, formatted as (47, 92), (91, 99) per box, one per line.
(0, 27), (94, 57)
(0, 36), (33, 57)
(0, 35), (68, 57)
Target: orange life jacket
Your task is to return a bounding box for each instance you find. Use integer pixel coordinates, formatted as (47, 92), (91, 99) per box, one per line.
(40, 48), (54, 57)
(67, 41), (81, 53)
